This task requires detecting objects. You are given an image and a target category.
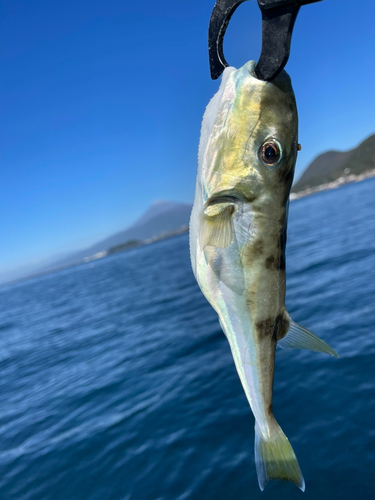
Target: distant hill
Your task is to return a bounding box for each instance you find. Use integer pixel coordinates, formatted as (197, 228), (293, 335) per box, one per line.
(292, 134), (375, 192)
(45, 200), (192, 270)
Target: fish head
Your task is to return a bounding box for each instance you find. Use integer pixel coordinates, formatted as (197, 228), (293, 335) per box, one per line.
(200, 60), (298, 205)
(192, 61), (298, 298)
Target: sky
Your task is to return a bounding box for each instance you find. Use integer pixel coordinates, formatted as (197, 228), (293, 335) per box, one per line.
(1, 0), (375, 281)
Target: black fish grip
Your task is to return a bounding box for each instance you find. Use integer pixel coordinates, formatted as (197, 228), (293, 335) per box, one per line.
(208, 0), (322, 81)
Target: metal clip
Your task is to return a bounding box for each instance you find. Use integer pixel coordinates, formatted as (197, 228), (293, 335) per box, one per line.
(208, 0), (322, 81)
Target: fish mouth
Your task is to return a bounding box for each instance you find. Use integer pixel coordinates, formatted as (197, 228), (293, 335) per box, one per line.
(205, 190), (246, 208)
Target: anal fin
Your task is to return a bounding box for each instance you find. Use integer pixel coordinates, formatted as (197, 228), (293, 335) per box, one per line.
(278, 319), (338, 357)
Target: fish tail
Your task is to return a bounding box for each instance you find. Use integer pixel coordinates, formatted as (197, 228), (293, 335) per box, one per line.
(254, 420), (305, 492)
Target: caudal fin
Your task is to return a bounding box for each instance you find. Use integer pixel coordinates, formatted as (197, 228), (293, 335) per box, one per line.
(254, 421), (305, 491)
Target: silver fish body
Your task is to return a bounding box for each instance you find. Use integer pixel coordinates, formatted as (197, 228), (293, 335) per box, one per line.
(189, 61), (337, 491)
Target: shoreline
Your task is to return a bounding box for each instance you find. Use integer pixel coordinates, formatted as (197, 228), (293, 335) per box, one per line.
(1, 227), (189, 288)
(290, 169), (375, 201)
(3, 172), (375, 287)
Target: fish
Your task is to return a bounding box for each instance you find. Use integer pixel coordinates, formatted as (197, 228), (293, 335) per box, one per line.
(189, 60), (338, 491)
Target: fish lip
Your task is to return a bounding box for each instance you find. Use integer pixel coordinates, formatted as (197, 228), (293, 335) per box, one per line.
(205, 190), (247, 207)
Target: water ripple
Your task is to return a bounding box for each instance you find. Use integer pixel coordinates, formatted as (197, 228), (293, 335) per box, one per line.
(0, 178), (375, 499)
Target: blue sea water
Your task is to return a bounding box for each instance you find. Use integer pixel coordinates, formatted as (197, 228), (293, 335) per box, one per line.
(1, 178), (375, 500)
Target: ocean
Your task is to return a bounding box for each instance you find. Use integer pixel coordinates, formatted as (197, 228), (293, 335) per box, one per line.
(1, 178), (375, 500)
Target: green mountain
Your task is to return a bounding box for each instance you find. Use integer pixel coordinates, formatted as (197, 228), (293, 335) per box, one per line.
(292, 134), (375, 193)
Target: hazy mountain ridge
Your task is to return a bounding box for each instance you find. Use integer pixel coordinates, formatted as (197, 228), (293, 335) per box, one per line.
(292, 134), (375, 192)
(3, 133), (374, 285)
(39, 201), (193, 271)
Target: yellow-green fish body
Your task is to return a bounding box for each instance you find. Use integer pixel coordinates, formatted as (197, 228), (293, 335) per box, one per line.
(189, 61), (337, 491)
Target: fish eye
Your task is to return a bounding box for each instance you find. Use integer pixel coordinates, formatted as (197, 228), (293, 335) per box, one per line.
(259, 139), (282, 168)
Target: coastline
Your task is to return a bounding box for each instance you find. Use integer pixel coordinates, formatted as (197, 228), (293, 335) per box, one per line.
(1, 226), (189, 288)
(290, 168), (375, 201)
(4, 171), (375, 287)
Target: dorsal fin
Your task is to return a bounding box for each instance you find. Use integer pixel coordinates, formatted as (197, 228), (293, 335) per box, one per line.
(278, 320), (338, 357)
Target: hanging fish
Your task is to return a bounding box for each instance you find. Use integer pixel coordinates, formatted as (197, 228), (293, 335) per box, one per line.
(189, 61), (338, 491)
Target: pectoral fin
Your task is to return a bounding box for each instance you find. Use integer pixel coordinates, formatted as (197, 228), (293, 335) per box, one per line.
(278, 320), (338, 357)
(200, 203), (235, 249)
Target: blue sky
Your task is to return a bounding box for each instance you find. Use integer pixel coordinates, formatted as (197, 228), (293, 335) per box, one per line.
(1, 0), (374, 279)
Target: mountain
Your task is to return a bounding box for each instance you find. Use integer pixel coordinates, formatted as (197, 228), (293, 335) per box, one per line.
(292, 134), (375, 192)
(44, 200), (192, 270)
